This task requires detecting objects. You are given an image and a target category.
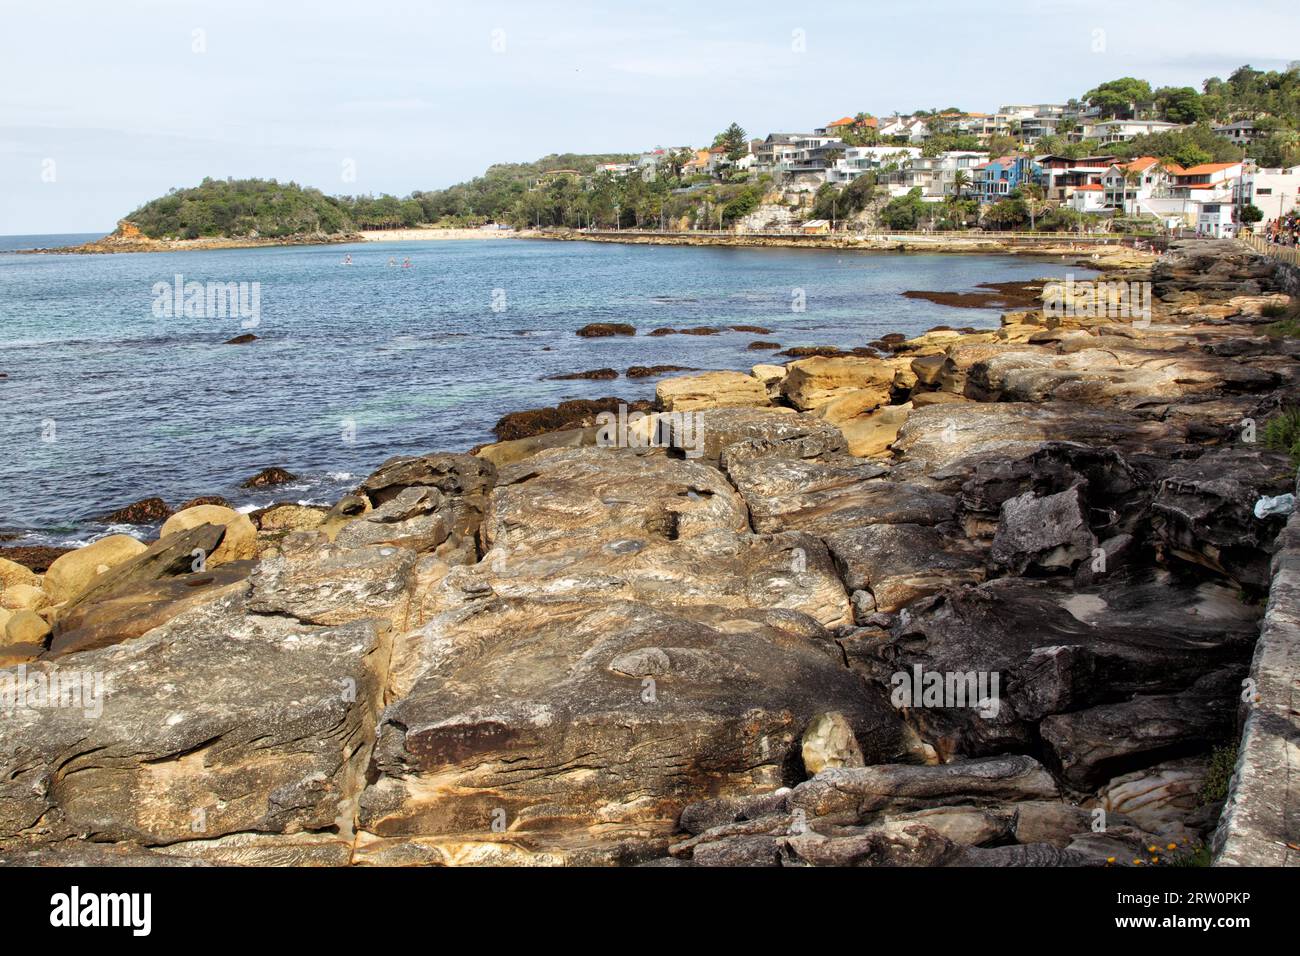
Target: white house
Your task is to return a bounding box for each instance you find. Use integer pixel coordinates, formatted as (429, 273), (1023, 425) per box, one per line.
(1100, 156), (1172, 215)
(1197, 202), (1236, 237)
(826, 146), (921, 183)
(1068, 184), (1109, 213)
(1241, 165), (1300, 223)
(1084, 119), (1183, 144)
(1213, 120), (1258, 147)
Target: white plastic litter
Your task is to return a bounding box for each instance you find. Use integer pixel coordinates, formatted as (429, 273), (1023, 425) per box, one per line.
(1253, 493), (1296, 519)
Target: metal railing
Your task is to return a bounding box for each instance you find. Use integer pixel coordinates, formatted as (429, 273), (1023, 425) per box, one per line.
(552, 227), (1147, 244)
(1240, 233), (1300, 268)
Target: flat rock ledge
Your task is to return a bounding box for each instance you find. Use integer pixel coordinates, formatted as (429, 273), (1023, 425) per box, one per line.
(2, 239), (1299, 867)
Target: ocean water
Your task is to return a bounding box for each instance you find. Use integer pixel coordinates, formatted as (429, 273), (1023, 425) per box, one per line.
(0, 237), (1076, 544)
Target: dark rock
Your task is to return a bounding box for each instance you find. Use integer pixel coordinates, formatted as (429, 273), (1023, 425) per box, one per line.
(239, 467), (298, 489)
(731, 325), (774, 334)
(576, 323), (635, 337)
(176, 495), (232, 511)
(625, 365), (695, 379)
(493, 397), (653, 441)
(0, 545), (74, 573)
(1040, 667), (1243, 789)
(100, 497), (173, 525)
(547, 368), (618, 381)
(747, 341), (782, 350)
(224, 333), (258, 344)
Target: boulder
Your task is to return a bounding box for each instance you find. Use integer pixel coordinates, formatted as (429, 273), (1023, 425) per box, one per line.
(4, 609), (51, 646)
(0, 557), (41, 590)
(788, 756), (1058, 823)
(802, 711), (865, 774)
(835, 403), (910, 458)
(781, 356), (895, 411)
(43, 535), (148, 604)
(99, 496), (173, 525)
(159, 506), (256, 567)
(655, 371), (771, 412)
(990, 484), (1097, 574)
(252, 503), (328, 532)
(0, 584), (47, 612)
(239, 467), (298, 488)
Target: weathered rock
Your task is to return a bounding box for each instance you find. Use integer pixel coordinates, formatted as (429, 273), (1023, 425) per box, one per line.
(825, 523), (983, 613)
(0, 583), (47, 612)
(361, 451), (496, 541)
(159, 506), (256, 567)
(358, 599), (904, 863)
(1040, 667), (1241, 789)
(47, 560), (253, 658)
(247, 539), (418, 629)
(727, 456), (952, 537)
(678, 791), (792, 835)
(334, 488), (450, 553)
(43, 535), (148, 604)
(671, 406), (840, 466)
(782, 821), (960, 867)
(0, 557), (42, 590)
(857, 576), (1259, 759)
(782, 356), (895, 411)
(483, 447), (748, 553)
(655, 371), (771, 412)
(802, 711), (865, 774)
(990, 484), (1097, 574)
(788, 756), (1058, 823)
(0, 595), (387, 851)
(835, 403), (910, 458)
(1150, 445), (1293, 589)
(252, 503), (328, 532)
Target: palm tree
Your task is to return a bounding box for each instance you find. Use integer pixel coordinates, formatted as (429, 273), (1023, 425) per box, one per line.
(951, 169), (970, 199)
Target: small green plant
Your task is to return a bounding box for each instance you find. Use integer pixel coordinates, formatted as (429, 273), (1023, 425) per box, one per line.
(1167, 844), (1213, 867)
(1265, 317), (1300, 338)
(1263, 407), (1300, 463)
(1199, 742), (1239, 805)
(1260, 302), (1290, 319)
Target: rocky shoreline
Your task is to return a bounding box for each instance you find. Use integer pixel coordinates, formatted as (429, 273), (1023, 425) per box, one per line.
(2, 239), (1297, 867)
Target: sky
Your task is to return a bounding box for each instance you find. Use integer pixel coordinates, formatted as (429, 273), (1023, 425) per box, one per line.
(2, 0), (1297, 234)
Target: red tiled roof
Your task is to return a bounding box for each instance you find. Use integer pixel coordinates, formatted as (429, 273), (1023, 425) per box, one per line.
(1179, 162), (1241, 175)
(1124, 156), (1161, 172)
(1074, 184), (1104, 191)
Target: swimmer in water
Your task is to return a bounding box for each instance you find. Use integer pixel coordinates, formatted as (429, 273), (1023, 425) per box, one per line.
(402, 257), (412, 268)
(343, 254), (353, 265)
(388, 256), (397, 267)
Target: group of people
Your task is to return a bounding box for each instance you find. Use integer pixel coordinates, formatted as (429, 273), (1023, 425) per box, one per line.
(1263, 215), (1300, 246)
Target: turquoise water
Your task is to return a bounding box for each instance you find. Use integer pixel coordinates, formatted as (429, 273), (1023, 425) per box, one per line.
(0, 237), (1067, 542)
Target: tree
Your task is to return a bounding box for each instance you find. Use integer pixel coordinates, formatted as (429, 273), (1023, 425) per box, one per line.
(879, 188), (926, 229)
(951, 170), (970, 199)
(1240, 204), (1264, 225)
(713, 123), (749, 161)
(1085, 77), (1155, 119)
(1155, 86), (1206, 124)
(1019, 182), (1047, 230)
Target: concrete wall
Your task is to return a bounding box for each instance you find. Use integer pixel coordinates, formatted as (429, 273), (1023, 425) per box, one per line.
(1213, 498), (1300, 866)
